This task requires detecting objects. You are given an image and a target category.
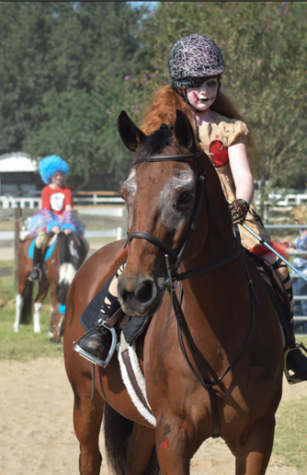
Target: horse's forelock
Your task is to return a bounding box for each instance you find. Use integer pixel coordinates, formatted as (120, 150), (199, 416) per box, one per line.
(136, 128), (174, 158)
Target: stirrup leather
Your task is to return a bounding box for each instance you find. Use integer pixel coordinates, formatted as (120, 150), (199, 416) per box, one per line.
(284, 343), (307, 385)
(74, 321), (117, 368)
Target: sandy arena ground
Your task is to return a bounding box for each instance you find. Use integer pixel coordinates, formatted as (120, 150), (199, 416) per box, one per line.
(0, 358), (306, 475)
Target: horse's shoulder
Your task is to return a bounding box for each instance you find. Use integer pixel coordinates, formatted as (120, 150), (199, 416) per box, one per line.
(75, 239), (128, 288)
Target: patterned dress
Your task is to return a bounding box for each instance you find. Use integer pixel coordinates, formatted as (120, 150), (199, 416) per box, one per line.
(197, 110), (271, 251)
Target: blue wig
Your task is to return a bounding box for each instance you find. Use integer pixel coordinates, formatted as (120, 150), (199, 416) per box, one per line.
(39, 155), (69, 184)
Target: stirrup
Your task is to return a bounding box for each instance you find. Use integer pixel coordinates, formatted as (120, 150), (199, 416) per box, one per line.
(28, 267), (43, 282)
(284, 343), (307, 385)
(74, 321), (117, 368)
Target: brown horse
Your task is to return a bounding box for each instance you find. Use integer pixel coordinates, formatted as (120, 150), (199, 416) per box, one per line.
(64, 110), (284, 475)
(14, 231), (88, 342)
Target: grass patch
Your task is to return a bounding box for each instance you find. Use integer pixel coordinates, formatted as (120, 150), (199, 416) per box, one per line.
(0, 275), (63, 361)
(274, 395), (307, 473)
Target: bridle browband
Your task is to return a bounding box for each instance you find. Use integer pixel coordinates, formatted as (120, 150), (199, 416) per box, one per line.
(125, 146), (256, 439)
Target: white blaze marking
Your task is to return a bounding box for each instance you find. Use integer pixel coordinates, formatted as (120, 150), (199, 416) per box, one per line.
(122, 168), (137, 228)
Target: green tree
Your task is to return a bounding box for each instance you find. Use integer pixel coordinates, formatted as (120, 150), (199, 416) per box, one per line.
(123, 2), (307, 210)
(0, 2), (149, 188)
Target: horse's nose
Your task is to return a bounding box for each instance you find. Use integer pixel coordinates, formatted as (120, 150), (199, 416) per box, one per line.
(117, 275), (157, 316)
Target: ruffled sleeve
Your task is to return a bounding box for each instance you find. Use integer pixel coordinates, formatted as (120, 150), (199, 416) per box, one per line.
(226, 119), (249, 148)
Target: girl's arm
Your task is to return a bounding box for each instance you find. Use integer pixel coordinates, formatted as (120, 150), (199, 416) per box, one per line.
(228, 142), (254, 205)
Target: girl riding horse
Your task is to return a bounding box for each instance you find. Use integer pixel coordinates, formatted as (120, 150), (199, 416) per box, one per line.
(76, 33), (307, 381)
(28, 154), (84, 281)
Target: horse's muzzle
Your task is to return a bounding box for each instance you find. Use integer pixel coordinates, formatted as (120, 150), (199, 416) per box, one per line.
(117, 273), (165, 317)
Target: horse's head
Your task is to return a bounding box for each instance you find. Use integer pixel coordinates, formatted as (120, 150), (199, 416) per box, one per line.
(117, 109), (216, 317)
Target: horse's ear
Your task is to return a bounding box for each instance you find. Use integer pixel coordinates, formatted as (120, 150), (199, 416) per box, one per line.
(118, 111), (147, 152)
(174, 110), (197, 152)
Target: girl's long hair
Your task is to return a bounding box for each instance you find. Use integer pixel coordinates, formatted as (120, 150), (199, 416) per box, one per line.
(140, 84), (258, 167)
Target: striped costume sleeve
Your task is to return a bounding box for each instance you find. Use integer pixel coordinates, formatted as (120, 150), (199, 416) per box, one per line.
(62, 210), (76, 232)
(42, 208), (57, 232)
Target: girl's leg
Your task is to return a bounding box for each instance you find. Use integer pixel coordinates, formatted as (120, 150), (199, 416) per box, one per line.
(28, 232), (45, 282)
(263, 253), (307, 380)
(76, 264), (125, 361)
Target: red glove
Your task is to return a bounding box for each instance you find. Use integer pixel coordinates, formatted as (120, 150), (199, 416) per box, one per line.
(228, 199), (249, 224)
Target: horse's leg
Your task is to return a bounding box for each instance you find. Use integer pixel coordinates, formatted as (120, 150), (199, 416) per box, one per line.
(13, 294), (24, 332)
(126, 423), (156, 475)
(73, 378), (104, 475)
(14, 268), (28, 332)
(33, 281), (49, 333)
(234, 414), (277, 475)
(155, 419), (193, 475)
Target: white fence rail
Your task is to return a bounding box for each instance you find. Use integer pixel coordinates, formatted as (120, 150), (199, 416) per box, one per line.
(0, 195), (125, 208)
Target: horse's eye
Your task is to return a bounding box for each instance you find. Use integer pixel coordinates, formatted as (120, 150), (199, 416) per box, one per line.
(177, 191), (193, 208)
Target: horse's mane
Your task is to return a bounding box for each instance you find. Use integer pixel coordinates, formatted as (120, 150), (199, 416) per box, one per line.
(140, 85), (258, 166)
(141, 86), (194, 136)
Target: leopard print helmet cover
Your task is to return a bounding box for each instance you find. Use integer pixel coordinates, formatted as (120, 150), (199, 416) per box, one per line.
(168, 34), (225, 88)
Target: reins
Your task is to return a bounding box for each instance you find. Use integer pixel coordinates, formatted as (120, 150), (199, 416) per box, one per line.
(126, 146), (257, 439)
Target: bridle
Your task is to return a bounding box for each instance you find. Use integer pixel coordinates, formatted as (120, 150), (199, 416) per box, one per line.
(127, 149), (241, 280)
(125, 145), (257, 439)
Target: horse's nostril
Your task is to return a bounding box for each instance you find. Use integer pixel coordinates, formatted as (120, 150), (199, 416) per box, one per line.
(122, 290), (133, 303)
(135, 280), (154, 304)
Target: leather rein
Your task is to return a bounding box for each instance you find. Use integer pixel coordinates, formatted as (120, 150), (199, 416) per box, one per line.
(126, 147), (257, 438)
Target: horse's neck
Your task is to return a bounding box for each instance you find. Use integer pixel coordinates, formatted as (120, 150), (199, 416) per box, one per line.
(180, 159), (249, 321)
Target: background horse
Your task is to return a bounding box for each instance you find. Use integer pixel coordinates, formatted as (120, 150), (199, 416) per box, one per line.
(64, 110), (284, 475)
(14, 231), (88, 342)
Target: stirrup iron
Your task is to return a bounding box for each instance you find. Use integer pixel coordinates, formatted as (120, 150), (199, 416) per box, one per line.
(74, 321), (117, 368)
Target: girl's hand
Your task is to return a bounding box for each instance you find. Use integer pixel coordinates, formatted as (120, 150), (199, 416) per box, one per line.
(228, 199), (249, 224)
(51, 226), (61, 234)
(64, 228), (72, 235)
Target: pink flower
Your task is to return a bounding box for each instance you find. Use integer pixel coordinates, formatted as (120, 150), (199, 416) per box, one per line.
(124, 75), (132, 80)
(198, 3), (203, 7)
(150, 11), (155, 15)
(135, 105), (140, 110)
(149, 74), (157, 79)
(284, 8), (289, 14)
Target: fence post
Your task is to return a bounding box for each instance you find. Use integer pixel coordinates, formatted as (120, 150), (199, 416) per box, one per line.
(14, 206), (21, 290)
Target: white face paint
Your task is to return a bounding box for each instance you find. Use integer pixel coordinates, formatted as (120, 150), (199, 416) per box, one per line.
(122, 168), (137, 228)
(158, 168), (196, 230)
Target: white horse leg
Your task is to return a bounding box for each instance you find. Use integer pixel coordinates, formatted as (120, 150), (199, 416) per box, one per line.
(33, 302), (42, 333)
(14, 294), (24, 333)
(49, 306), (54, 337)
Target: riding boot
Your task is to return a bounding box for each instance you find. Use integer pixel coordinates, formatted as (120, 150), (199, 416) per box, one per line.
(272, 257), (307, 381)
(75, 264), (126, 362)
(286, 327), (307, 381)
(28, 246), (43, 282)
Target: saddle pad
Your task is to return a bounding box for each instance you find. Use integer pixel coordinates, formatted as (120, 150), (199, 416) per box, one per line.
(27, 239), (36, 259)
(27, 235), (57, 261)
(118, 333), (156, 427)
